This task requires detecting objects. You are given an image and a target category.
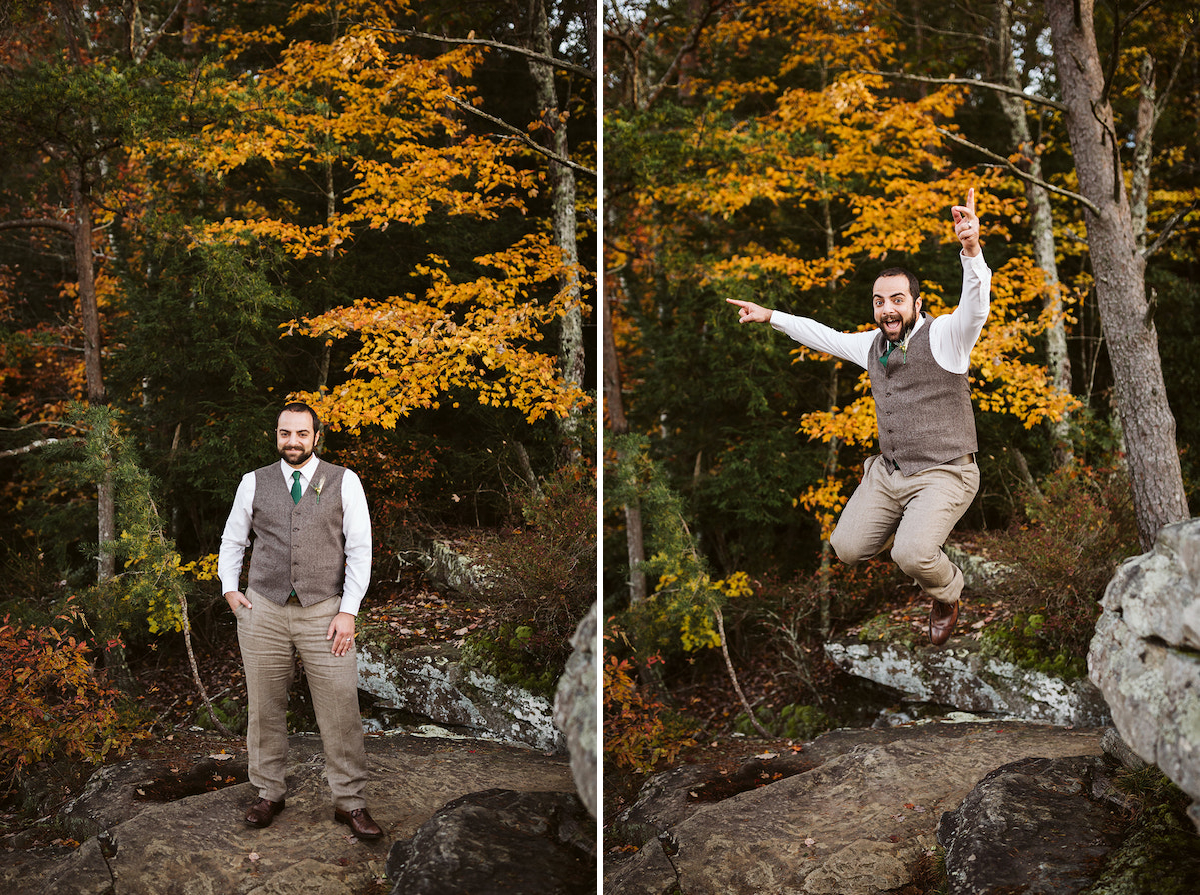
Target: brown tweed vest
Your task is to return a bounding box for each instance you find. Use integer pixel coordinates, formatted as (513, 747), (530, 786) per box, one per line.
(868, 313), (977, 475)
(248, 460), (347, 606)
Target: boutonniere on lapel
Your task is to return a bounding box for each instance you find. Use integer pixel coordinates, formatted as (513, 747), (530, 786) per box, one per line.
(313, 476), (326, 504)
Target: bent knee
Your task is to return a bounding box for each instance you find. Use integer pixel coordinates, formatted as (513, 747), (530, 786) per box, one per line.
(891, 541), (944, 578)
(830, 527), (869, 566)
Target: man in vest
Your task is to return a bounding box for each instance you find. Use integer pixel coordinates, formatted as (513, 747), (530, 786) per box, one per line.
(726, 189), (989, 646)
(218, 401), (382, 838)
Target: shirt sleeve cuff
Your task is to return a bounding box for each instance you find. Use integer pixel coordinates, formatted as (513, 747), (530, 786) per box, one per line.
(961, 250), (989, 270)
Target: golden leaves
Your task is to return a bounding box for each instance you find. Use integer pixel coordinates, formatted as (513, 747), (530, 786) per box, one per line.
(292, 235), (591, 432)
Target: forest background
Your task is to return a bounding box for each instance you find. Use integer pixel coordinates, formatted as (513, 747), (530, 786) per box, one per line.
(0, 0), (597, 796)
(602, 0), (1199, 783)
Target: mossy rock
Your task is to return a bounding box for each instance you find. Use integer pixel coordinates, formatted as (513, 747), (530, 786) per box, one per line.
(857, 612), (917, 648)
(1082, 802), (1200, 894)
(979, 613), (1087, 680)
(734, 703), (833, 741)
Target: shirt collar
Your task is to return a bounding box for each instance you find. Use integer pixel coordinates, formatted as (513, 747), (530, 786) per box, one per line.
(279, 454), (320, 483)
(885, 311), (926, 350)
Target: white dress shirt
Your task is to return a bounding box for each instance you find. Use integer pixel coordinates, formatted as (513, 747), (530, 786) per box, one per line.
(218, 454), (372, 615)
(769, 252), (992, 373)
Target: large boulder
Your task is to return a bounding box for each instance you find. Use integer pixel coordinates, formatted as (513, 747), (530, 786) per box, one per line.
(936, 755), (1128, 894)
(1089, 517), (1200, 830)
(554, 602), (597, 817)
(825, 637), (1110, 728)
(385, 789), (595, 895)
(357, 642), (564, 753)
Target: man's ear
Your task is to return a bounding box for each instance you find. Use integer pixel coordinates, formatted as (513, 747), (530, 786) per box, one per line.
(914, 296), (922, 314)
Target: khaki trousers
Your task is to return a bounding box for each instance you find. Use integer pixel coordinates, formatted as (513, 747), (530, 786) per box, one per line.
(235, 590), (368, 810)
(829, 455), (980, 605)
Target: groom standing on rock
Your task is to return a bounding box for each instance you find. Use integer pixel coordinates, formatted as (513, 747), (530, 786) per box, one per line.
(727, 189), (990, 646)
(219, 401), (383, 839)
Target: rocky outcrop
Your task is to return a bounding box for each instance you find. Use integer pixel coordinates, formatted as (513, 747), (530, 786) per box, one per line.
(7, 733), (575, 895)
(554, 602), (597, 817)
(394, 537), (495, 596)
(605, 720), (1105, 895)
(358, 642), (564, 753)
(937, 755), (1129, 894)
(1088, 517), (1200, 831)
(385, 789), (595, 895)
(937, 731), (1200, 894)
(826, 636), (1110, 727)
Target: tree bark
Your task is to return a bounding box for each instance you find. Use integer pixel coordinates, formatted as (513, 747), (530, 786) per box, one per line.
(1044, 0), (1189, 549)
(528, 0), (586, 459)
(996, 1), (1072, 463)
(70, 164), (117, 582)
(604, 259), (648, 604)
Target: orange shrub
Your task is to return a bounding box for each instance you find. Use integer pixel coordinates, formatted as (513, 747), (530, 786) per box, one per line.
(0, 613), (142, 788)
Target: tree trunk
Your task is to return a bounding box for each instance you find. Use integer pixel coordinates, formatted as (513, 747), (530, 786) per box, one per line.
(603, 261), (648, 604)
(528, 0), (586, 459)
(997, 1), (1073, 463)
(815, 192), (839, 637)
(70, 165), (117, 583)
(1129, 53), (1155, 253)
(1045, 0), (1189, 549)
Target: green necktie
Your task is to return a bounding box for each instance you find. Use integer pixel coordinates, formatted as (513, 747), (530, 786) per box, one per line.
(289, 471), (302, 598)
(881, 341), (901, 367)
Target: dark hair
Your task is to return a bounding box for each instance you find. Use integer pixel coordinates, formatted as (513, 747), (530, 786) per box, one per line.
(280, 401), (321, 434)
(875, 267), (921, 303)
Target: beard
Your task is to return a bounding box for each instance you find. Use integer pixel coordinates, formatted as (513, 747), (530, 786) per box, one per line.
(878, 310), (918, 344)
(279, 445), (314, 467)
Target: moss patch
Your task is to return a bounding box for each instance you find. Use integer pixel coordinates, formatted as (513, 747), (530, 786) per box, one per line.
(733, 703), (834, 741)
(978, 612), (1088, 680)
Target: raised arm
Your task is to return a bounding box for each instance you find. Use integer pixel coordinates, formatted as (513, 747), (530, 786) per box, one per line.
(952, 187), (980, 258)
(932, 187), (991, 373)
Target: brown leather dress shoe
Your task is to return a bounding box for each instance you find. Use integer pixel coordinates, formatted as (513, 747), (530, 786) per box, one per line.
(334, 807), (384, 840)
(245, 797), (285, 828)
(929, 599), (959, 646)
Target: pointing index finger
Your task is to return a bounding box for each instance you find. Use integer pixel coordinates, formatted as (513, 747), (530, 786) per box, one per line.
(966, 187), (975, 218)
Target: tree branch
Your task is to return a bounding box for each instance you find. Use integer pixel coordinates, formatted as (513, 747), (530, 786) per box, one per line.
(444, 95), (596, 178)
(1151, 19), (1200, 125)
(715, 607), (772, 739)
(934, 127), (1101, 216)
(132, 0), (189, 63)
(1142, 201), (1198, 259)
(0, 438), (65, 459)
(1103, 0), (1170, 103)
(372, 28), (595, 81)
(865, 69), (1067, 112)
(642, 0), (723, 109)
(0, 218), (74, 235)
